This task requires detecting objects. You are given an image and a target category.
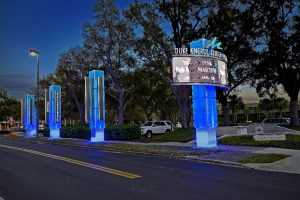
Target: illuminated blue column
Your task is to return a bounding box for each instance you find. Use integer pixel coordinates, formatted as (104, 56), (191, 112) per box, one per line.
(25, 94), (37, 137)
(85, 70), (105, 142)
(49, 85), (61, 139)
(192, 86), (217, 147)
(190, 39), (218, 148)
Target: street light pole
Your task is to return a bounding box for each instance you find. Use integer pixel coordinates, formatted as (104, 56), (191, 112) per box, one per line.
(29, 49), (39, 138)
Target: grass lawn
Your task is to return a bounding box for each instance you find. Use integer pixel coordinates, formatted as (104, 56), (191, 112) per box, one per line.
(6, 136), (216, 157)
(219, 134), (300, 150)
(137, 128), (195, 143)
(239, 153), (289, 164)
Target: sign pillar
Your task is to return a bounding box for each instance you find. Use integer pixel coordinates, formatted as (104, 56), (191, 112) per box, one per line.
(85, 70), (105, 142)
(190, 39), (218, 148)
(172, 37), (228, 148)
(49, 85), (61, 139)
(25, 94), (37, 137)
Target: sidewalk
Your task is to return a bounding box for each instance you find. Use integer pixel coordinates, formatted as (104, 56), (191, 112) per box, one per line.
(245, 147), (300, 174)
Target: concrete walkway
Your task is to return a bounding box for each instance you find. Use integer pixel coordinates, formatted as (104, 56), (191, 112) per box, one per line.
(245, 147), (300, 174)
(217, 124), (300, 136)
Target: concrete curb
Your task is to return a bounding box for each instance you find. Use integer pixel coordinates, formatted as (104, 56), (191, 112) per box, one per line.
(244, 164), (300, 175)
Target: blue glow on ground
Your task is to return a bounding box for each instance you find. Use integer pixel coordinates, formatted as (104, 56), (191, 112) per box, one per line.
(50, 129), (60, 139)
(26, 129), (37, 138)
(91, 129), (104, 142)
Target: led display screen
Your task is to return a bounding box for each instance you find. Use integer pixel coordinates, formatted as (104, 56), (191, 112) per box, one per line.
(172, 56), (228, 87)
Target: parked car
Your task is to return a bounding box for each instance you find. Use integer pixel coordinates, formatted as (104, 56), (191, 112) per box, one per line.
(262, 118), (290, 125)
(140, 121), (172, 138)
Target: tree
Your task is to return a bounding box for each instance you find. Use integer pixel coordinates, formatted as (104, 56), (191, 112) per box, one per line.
(126, 0), (263, 127)
(258, 98), (273, 118)
(53, 47), (93, 124)
(273, 97), (288, 118)
(129, 68), (176, 121)
(201, 0), (263, 125)
(126, 0), (213, 128)
(83, 0), (135, 125)
(0, 89), (20, 121)
(228, 94), (244, 124)
(253, 0), (300, 125)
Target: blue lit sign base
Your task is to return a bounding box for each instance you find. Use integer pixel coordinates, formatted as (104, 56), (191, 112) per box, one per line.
(195, 128), (217, 148)
(192, 85), (218, 148)
(50, 129), (60, 139)
(91, 129), (104, 142)
(26, 129), (37, 138)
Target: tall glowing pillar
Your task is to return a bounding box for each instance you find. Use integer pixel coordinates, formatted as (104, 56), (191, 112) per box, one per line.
(49, 85), (61, 139)
(190, 39), (217, 148)
(25, 94), (37, 137)
(192, 85), (218, 147)
(85, 70), (105, 142)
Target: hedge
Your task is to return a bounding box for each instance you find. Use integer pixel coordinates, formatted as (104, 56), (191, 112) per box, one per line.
(105, 124), (141, 141)
(41, 124), (141, 141)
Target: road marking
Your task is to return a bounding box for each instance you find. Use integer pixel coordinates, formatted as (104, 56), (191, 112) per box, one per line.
(0, 144), (141, 179)
(0, 196), (5, 200)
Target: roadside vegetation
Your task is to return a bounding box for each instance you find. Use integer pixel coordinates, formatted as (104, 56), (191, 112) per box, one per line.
(7, 136), (215, 158)
(219, 134), (300, 150)
(40, 125), (141, 141)
(239, 153), (289, 164)
(138, 128), (194, 143)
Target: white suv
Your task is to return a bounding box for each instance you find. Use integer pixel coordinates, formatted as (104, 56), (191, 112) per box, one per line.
(141, 121), (172, 138)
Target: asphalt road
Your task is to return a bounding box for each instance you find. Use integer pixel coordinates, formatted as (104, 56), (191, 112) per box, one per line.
(0, 137), (299, 200)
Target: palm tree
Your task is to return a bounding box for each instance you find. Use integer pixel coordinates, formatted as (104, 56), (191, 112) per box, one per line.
(273, 97), (288, 118)
(258, 98), (273, 118)
(229, 95), (244, 124)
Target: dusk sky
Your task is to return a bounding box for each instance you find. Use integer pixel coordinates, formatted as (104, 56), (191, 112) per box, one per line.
(0, 0), (294, 102)
(0, 0), (133, 99)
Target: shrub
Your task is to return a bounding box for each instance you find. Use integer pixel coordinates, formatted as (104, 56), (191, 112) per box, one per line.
(41, 124), (140, 141)
(0, 130), (11, 134)
(105, 124), (141, 141)
(61, 125), (90, 139)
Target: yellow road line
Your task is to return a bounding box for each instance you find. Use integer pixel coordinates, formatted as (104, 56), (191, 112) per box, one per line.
(0, 144), (141, 179)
